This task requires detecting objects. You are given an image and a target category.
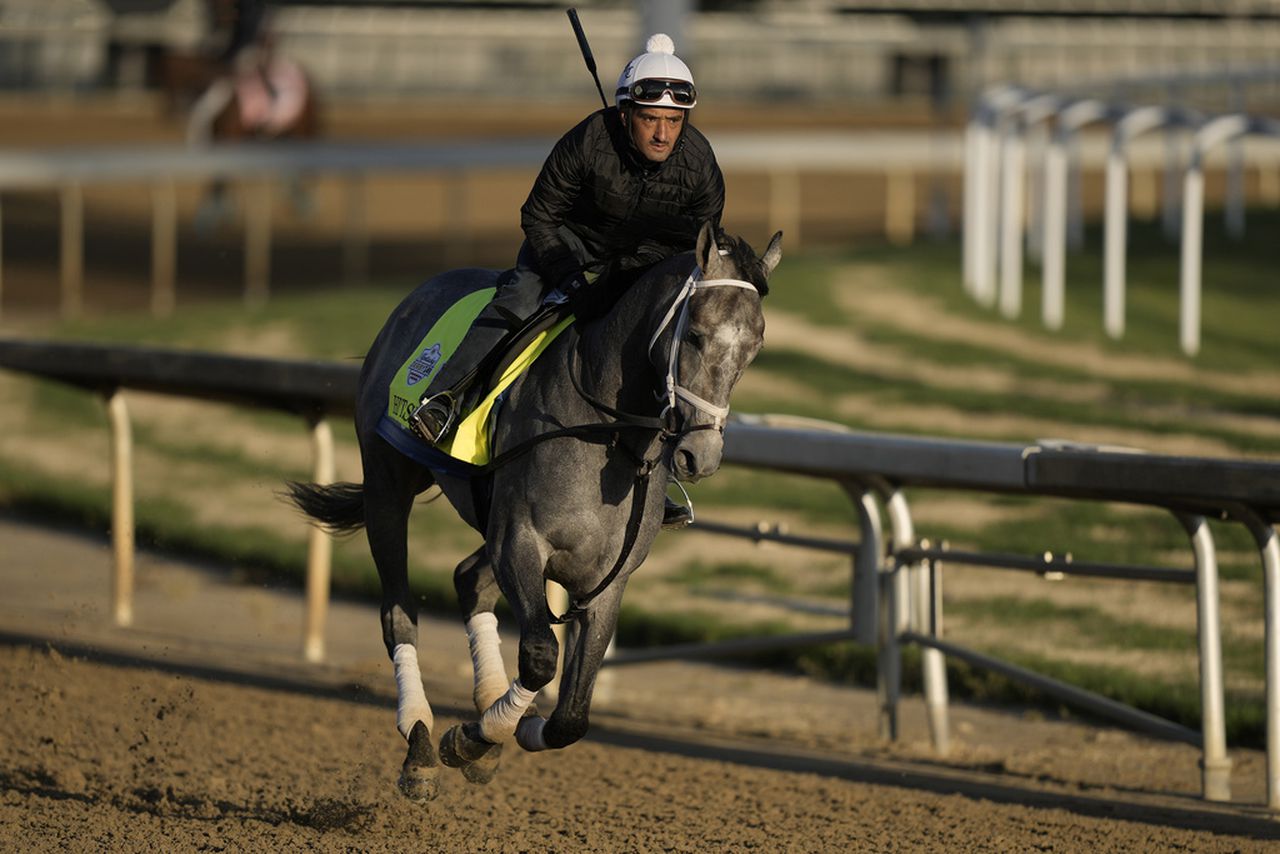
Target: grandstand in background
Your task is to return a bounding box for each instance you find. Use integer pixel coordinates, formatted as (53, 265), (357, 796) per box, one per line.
(3, 0), (1280, 110)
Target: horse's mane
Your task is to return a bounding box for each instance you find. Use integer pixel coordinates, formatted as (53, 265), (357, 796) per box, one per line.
(714, 231), (771, 296)
(576, 231), (768, 324)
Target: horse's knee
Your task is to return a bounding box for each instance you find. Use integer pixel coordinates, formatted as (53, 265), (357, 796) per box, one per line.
(542, 711), (589, 749)
(453, 551), (499, 618)
(517, 632), (558, 691)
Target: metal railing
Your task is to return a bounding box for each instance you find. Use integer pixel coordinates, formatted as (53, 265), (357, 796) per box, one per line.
(1, 338), (1279, 808)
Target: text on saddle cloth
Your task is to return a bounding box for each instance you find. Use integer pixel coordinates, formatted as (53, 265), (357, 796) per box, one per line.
(385, 287), (574, 467)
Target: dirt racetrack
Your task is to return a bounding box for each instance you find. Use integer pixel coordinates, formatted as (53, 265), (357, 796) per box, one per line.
(2, 516), (1278, 852)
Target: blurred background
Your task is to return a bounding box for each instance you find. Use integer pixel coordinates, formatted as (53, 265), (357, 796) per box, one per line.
(3, 1), (1280, 752)
(4, 0), (1280, 313)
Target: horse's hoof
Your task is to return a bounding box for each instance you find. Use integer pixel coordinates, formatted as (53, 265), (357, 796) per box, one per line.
(398, 720), (441, 802)
(461, 743), (503, 785)
(398, 762), (441, 802)
(438, 722), (496, 769)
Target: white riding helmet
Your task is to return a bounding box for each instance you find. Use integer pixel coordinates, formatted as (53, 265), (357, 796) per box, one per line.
(615, 33), (697, 110)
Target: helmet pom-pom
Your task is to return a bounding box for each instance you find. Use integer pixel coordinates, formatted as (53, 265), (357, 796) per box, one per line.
(645, 33), (676, 55)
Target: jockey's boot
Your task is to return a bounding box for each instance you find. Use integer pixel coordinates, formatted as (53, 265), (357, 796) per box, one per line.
(662, 496), (693, 529)
(410, 391), (457, 445)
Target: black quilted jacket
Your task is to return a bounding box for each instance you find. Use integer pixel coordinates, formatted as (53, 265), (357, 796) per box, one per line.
(519, 107), (725, 288)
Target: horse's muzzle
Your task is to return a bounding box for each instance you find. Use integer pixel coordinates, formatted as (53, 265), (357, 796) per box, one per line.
(670, 430), (724, 482)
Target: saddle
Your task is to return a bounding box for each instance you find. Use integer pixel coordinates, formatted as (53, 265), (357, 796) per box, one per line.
(463, 294), (574, 403)
(380, 276), (575, 471)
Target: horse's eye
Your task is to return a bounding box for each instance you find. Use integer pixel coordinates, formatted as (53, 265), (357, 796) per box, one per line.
(686, 331), (705, 350)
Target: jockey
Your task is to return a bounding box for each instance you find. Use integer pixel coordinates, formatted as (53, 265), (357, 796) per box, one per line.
(187, 0), (272, 146)
(412, 34), (724, 526)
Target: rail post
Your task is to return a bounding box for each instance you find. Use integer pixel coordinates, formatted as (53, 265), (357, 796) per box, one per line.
(996, 94), (1059, 321)
(1041, 99), (1109, 331)
(1175, 512), (1231, 802)
(302, 414), (334, 662)
(1238, 508), (1280, 811)
(966, 85), (1024, 309)
(1104, 106), (1179, 341)
(244, 179), (272, 308)
(60, 181), (83, 319)
(877, 553), (900, 742)
(998, 123), (1025, 319)
(845, 483), (882, 646)
(151, 178), (177, 318)
(884, 487), (949, 754)
(1180, 114), (1255, 357)
(105, 389), (135, 627)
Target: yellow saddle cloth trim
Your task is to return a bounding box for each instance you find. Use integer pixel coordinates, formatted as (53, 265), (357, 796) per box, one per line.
(443, 316), (574, 466)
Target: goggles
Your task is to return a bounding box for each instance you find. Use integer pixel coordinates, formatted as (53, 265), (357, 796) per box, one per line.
(627, 78), (696, 107)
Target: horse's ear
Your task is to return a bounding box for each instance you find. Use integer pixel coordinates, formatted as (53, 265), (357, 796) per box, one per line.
(761, 231), (783, 277)
(695, 221), (718, 272)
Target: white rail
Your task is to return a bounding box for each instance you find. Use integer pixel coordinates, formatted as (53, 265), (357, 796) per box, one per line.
(965, 70), (1280, 354)
(0, 131), (967, 323)
(1179, 114), (1280, 356)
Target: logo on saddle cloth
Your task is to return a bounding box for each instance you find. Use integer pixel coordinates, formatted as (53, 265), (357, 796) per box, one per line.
(405, 344), (442, 386)
(386, 287), (573, 467)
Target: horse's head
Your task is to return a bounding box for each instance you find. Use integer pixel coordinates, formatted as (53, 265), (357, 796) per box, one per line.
(655, 222), (781, 482)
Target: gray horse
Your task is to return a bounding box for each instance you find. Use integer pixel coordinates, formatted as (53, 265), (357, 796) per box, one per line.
(287, 222), (779, 800)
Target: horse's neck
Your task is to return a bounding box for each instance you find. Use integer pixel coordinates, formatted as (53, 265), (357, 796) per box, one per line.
(578, 258), (693, 410)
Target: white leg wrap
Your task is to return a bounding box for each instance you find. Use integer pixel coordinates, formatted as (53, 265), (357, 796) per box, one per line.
(477, 679), (538, 744)
(515, 715), (549, 752)
(466, 613), (510, 713)
(392, 643), (433, 740)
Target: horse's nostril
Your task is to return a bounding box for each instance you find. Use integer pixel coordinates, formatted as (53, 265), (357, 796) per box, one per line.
(677, 449), (697, 475)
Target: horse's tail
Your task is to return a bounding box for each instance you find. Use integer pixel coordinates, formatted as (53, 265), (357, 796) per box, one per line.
(283, 480), (367, 534)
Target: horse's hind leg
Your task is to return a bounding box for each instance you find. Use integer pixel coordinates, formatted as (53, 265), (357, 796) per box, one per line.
(363, 440), (440, 801)
(450, 547), (509, 785)
(455, 548), (510, 713)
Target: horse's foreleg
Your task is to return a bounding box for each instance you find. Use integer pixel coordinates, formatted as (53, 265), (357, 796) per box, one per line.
(520, 584), (626, 752)
(364, 446), (439, 801)
(440, 535), (556, 769)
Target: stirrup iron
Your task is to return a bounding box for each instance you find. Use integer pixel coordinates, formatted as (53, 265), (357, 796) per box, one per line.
(662, 480), (695, 530)
(410, 390), (458, 444)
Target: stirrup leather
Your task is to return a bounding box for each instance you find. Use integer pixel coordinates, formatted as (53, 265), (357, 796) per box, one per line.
(409, 391), (458, 444)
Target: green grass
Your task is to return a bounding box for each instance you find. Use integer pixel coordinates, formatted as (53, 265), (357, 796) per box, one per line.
(667, 559), (797, 594)
(3, 214), (1278, 748)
